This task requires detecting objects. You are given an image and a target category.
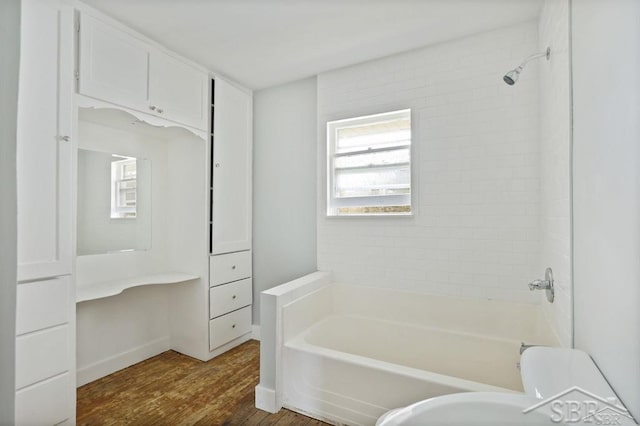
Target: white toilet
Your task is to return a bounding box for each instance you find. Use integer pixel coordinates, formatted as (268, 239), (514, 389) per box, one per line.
(376, 347), (636, 426)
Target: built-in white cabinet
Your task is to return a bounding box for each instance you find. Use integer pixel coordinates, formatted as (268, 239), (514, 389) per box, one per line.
(15, 2), (254, 411)
(17, 0), (73, 282)
(78, 13), (208, 131)
(209, 306), (252, 351)
(211, 79), (253, 254)
(78, 13), (151, 114)
(15, 277), (73, 425)
(207, 76), (254, 354)
(16, 1), (75, 424)
(209, 250), (252, 286)
(208, 252), (253, 352)
(209, 278), (252, 319)
(149, 52), (208, 130)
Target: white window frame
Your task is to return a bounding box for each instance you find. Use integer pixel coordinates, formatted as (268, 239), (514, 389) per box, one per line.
(110, 156), (137, 219)
(327, 109), (412, 217)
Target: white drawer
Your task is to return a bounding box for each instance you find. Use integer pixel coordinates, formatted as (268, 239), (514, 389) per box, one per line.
(16, 277), (69, 335)
(209, 251), (251, 287)
(15, 372), (70, 426)
(209, 306), (252, 351)
(209, 278), (252, 319)
(16, 325), (69, 390)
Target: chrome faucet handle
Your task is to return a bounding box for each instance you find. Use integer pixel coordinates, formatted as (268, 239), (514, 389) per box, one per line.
(527, 268), (555, 303)
(528, 279), (550, 291)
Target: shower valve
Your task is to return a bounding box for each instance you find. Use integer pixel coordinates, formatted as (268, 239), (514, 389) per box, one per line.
(527, 267), (555, 303)
(528, 279), (552, 291)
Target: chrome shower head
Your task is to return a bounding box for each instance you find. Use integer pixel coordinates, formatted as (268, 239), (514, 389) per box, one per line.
(503, 67), (522, 86)
(503, 47), (550, 86)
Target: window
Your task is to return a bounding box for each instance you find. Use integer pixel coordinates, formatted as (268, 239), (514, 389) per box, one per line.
(327, 109), (412, 216)
(110, 155), (137, 219)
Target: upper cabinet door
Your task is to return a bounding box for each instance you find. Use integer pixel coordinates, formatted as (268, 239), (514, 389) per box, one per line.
(78, 13), (151, 113)
(17, 0), (74, 281)
(77, 12), (208, 131)
(149, 51), (208, 131)
(212, 79), (253, 254)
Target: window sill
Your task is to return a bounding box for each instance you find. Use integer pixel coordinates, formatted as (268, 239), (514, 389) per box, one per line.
(325, 212), (414, 219)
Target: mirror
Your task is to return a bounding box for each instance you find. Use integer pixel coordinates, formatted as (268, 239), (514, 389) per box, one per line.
(77, 148), (152, 255)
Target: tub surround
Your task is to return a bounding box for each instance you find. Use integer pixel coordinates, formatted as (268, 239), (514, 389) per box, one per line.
(317, 21), (541, 304)
(538, 0), (572, 348)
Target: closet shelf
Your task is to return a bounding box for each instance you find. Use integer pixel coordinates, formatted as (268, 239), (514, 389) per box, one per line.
(76, 272), (199, 303)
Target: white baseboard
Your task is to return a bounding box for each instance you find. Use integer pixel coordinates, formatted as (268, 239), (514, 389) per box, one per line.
(255, 384), (279, 413)
(76, 336), (171, 387)
(251, 324), (261, 341)
(207, 332), (253, 360)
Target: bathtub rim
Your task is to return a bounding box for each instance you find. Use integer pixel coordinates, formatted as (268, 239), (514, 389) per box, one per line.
(286, 330), (518, 395)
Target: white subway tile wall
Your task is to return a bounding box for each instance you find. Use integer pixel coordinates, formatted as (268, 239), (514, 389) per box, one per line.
(539, 0), (572, 347)
(317, 21), (542, 304)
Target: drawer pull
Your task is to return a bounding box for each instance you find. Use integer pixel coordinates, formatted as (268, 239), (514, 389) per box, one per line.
(232, 295), (237, 299)
(232, 324), (236, 329)
(231, 265), (236, 270)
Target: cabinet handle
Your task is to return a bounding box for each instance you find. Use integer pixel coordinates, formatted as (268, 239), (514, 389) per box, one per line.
(232, 324), (236, 329)
(149, 105), (156, 111)
(215, 163), (221, 168)
(231, 265), (236, 270)
(59, 135), (71, 142)
(157, 108), (164, 114)
(232, 295), (237, 300)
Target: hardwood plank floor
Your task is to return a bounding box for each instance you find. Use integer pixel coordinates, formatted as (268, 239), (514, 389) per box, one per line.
(77, 340), (328, 426)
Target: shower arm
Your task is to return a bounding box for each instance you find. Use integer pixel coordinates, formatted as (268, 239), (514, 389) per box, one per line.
(515, 47), (551, 71)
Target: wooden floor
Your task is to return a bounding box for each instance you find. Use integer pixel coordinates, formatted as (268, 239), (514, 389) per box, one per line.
(77, 340), (328, 425)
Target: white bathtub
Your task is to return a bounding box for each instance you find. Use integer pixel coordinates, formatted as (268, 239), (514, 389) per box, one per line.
(256, 272), (558, 426)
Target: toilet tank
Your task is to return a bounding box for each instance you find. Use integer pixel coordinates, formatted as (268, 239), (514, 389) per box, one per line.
(520, 347), (619, 401)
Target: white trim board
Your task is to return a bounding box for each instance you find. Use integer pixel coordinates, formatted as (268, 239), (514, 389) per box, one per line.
(251, 325), (261, 341)
(76, 336), (170, 387)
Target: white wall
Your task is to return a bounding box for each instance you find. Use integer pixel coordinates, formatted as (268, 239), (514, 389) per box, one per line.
(253, 77), (318, 322)
(0, 0), (19, 421)
(572, 0), (640, 420)
(76, 286), (171, 385)
(538, 0), (572, 347)
(317, 22), (542, 303)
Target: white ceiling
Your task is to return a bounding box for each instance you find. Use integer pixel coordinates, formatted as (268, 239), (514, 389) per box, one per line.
(81, 0), (543, 90)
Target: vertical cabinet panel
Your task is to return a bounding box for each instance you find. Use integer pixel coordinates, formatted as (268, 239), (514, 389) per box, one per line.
(212, 79), (253, 254)
(149, 52), (208, 130)
(17, 0), (73, 281)
(78, 13), (151, 112)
